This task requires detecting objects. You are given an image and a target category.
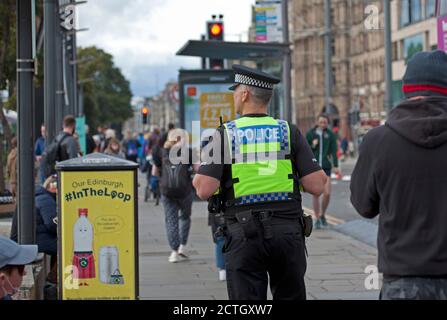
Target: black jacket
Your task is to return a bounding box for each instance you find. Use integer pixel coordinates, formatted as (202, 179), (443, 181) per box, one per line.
(350, 96), (447, 277)
(35, 185), (57, 256)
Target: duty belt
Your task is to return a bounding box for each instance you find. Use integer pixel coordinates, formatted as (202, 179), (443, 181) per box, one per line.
(227, 210), (274, 240)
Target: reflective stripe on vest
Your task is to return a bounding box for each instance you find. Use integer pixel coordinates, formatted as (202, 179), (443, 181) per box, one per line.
(223, 116), (295, 205)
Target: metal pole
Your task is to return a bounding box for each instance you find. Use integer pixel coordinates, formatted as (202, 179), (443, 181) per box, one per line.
(64, 34), (74, 115)
(44, 0), (57, 145)
(62, 35), (71, 113)
(17, 0), (36, 244)
(324, 0), (333, 114)
(79, 83), (84, 116)
(201, 35), (206, 69)
(384, 0), (393, 114)
(72, 32), (78, 117)
(282, 0), (292, 123)
(55, 1), (65, 130)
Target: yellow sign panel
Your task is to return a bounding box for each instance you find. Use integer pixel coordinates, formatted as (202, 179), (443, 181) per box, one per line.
(60, 171), (136, 300)
(200, 92), (235, 128)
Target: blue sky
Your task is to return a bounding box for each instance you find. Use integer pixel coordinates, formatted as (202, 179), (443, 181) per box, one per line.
(77, 0), (255, 98)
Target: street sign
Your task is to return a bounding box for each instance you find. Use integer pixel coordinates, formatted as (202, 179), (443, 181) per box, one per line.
(57, 154), (139, 300)
(255, 0), (283, 43)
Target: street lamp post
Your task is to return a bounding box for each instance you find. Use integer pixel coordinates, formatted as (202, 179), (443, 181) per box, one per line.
(282, 0), (292, 123)
(384, 0), (393, 115)
(324, 0), (333, 115)
(17, 0), (36, 244)
(44, 0), (57, 145)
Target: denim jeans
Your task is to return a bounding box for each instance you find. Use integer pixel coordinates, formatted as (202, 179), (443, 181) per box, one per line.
(380, 277), (447, 300)
(215, 236), (225, 270)
(161, 193), (193, 251)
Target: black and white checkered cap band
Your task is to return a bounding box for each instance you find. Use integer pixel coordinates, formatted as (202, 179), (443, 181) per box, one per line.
(235, 74), (274, 90)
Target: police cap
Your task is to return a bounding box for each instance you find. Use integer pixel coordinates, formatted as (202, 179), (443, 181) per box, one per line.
(229, 64), (281, 91)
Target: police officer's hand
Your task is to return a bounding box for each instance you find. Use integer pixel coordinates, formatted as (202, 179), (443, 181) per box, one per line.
(312, 139), (318, 148)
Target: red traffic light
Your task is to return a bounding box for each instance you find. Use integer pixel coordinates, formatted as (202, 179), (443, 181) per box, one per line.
(207, 21), (224, 40)
(210, 23), (222, 36)
(141, 107), (149, 115)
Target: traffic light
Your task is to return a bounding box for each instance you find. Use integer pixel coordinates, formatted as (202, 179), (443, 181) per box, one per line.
(206, 20), (224, 69)
(207, 21), (224, 41)
(141, 106), (149, 125)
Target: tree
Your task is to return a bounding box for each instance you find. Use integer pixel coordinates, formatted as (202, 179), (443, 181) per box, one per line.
(0, 1), (42, 192)
(77, 46), (133, 130)
(0, 0), (16, 192)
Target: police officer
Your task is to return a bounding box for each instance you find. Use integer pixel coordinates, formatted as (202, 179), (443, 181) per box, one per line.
(193, 65), (327, 300)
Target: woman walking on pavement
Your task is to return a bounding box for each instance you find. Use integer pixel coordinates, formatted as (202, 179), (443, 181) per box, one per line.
(104, 138), (125, 159)
(306, 114), (341, 229)
(152, 129), (199, 263)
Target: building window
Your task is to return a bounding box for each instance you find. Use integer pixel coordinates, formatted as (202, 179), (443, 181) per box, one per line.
(401, 0), (410, 27)
(426, 0), (436, 18)
(440, 0), (447, 16)
(410, 0), (422, 22)
(400, 0), (424, 27)
(403, 33), (424, 63)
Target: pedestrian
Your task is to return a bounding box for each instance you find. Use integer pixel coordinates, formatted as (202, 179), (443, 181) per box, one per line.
(92, 135), (101, 152)
(208, 209), (226, 281)
(306, 114), (340, 229)
(137, 131), (146, 165)
(0, 236), (38, 300)
(85, 125), (96, 154)
(73, 132), (83, 157)
(122, 131), (141, 163)
(35, 124), (46, 161)
(58, 115), (79, 160)
(35, 124), (46, 183)
(96, 126), (106, 151)
(340, 136), (349, 160)
(160, 123), (174, 147)
(148, 127), (161, 155)
(104, 138), (125, 159)
(39, 115), (79, 180)
(351, 50), (447, 300)
(35, 175), (58, 299)
(193, 64), (327, 300)
(100, 128), (115, 153)
(6, 137), (17, 198)
(152, 128), (199, 263)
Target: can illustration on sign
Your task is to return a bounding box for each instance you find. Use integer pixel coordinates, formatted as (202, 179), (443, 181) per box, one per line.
(99, 246), (124, 285)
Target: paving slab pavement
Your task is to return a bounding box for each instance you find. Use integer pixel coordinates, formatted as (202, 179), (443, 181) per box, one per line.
(137, 180), (380, 300)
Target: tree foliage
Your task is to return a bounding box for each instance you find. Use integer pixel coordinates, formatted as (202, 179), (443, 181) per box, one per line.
(77, 46), (133, 130)
(0, 0), (16, 96)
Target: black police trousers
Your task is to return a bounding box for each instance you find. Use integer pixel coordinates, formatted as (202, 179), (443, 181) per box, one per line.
(224, 219), (307, 300)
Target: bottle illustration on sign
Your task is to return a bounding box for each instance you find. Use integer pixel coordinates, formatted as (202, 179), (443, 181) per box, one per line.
(72, 208), (96, 286)
(99, 246), (124, 285)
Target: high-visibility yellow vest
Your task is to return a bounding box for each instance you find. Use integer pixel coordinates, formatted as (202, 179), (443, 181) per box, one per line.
(223, 116), (298, 206)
